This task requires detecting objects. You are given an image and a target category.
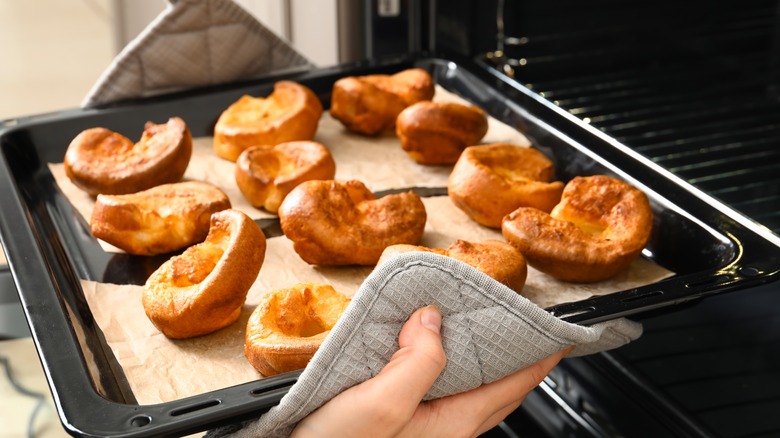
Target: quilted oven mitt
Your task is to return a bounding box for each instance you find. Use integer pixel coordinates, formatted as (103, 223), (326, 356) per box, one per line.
(206, 252), (643, 437)
(82, 0), (312, 107)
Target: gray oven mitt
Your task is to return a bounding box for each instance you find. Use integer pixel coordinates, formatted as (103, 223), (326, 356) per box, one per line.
(82, 0), (312, 107)
(206, 252), (642, 438)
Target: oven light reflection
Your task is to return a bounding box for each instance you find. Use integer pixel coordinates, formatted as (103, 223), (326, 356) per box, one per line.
(502, 64), (514, 77)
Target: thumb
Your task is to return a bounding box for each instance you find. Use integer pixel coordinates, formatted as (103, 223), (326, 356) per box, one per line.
(362, 305), (447, 414)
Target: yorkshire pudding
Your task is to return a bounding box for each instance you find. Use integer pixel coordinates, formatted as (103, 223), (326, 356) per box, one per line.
(143, 209), (266, 339)
(235, 141), (336, 213)
(330, 68), (435, 135)
(448, 144), (564, 228)
(64, 117), (192, 196)
(245, 283), (350, 376)
(278, 179), (427, 265)
(213, 81), (323, 161)
(379, 239), (528, 293)
(91, 181), (231, 256)
(396, 101), (488, 165)
(502, 175), (653, 283)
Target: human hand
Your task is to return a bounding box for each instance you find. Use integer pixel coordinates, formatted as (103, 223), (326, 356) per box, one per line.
(292, 305), (572, 438)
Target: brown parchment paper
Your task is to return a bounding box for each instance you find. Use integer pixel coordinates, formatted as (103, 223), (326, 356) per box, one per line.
(47, 86), (530, 253)
(82, 196), (672, 405)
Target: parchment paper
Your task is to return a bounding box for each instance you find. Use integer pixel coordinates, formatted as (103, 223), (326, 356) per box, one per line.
(82, 196), (672, 405)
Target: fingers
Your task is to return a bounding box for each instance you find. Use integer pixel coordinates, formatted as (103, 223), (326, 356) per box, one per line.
(425, 345), (573, 438)
(473, 346), (573, 436)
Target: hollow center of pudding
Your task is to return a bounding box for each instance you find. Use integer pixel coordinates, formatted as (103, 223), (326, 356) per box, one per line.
(480, 154), (551, 183)
(276, 153), (300, 177)
(269, 285), (350, 338)
(170, 245), (223, 286)
(296, 318), (329, 338)
(272, 303), (331, 338)
(551, 206), (607, 237)
(248, 148), (304, 182)
(168, 227), (230, 287)
(566, 216), (606, 236)
(491, 165), (538, 183)
(249, 150), (281, 177)
(230, 95), (289, 127)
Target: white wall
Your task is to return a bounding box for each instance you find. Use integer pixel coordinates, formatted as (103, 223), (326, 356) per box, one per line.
(0, 0), (115, 119)
(233, 0), (290, 40)
(288, 0), (338, 67)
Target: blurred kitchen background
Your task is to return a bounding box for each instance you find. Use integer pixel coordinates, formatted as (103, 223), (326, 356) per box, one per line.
(0, 0), (341, 436)
(0, 0), (343, 120)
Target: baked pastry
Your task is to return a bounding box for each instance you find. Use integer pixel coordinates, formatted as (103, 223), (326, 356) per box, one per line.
(278, 179), (427, 265)
(64, 117), (192, 196)
(396, 101), (488, 165)
(143, 209), (266, 339)
(91, 181), (231, 256)
(213, 81), (323, 162)
(448, 144), (564, 228)
(379, 239), (527, 293)
(502, 175), (653, 283)
(245, 283), (350, 376)
(330, 68), (435, 135)
(235, 141), (336, 213)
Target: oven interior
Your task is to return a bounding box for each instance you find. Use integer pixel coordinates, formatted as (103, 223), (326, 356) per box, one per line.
(426, 0), (780, 436)
(437, 0), (780, 236)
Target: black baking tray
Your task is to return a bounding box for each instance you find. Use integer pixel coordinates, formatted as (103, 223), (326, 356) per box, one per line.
(1, 55), (778, 437)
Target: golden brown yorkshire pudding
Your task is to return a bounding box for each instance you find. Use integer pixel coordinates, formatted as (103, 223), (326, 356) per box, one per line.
(396, 101), (488, 165)
(213, 81), (323, 162)
(278, 179), (427, 266)
(64, 117), (192, 196)
(143, 209), (266, 339)
(330, 68), (435, 135)
(379, 239), (528, 293)
(448, 144), (564, 228)
(235, 141), (336, 213)
(502, 175), (653, 283)
(91, 181), (231, 256)
(245, 283), (350, 376)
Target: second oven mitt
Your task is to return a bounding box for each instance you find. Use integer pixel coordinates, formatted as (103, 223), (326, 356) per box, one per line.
(206, 252), (643, 438)
(82, 0), (312, 107)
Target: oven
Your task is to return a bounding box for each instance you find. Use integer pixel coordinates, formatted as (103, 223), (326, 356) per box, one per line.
(358, 0), (780, 436)
(0, 1), (778, 437)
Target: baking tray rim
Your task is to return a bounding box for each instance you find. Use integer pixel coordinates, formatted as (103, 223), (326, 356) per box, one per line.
(0, 54), (779, 437)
